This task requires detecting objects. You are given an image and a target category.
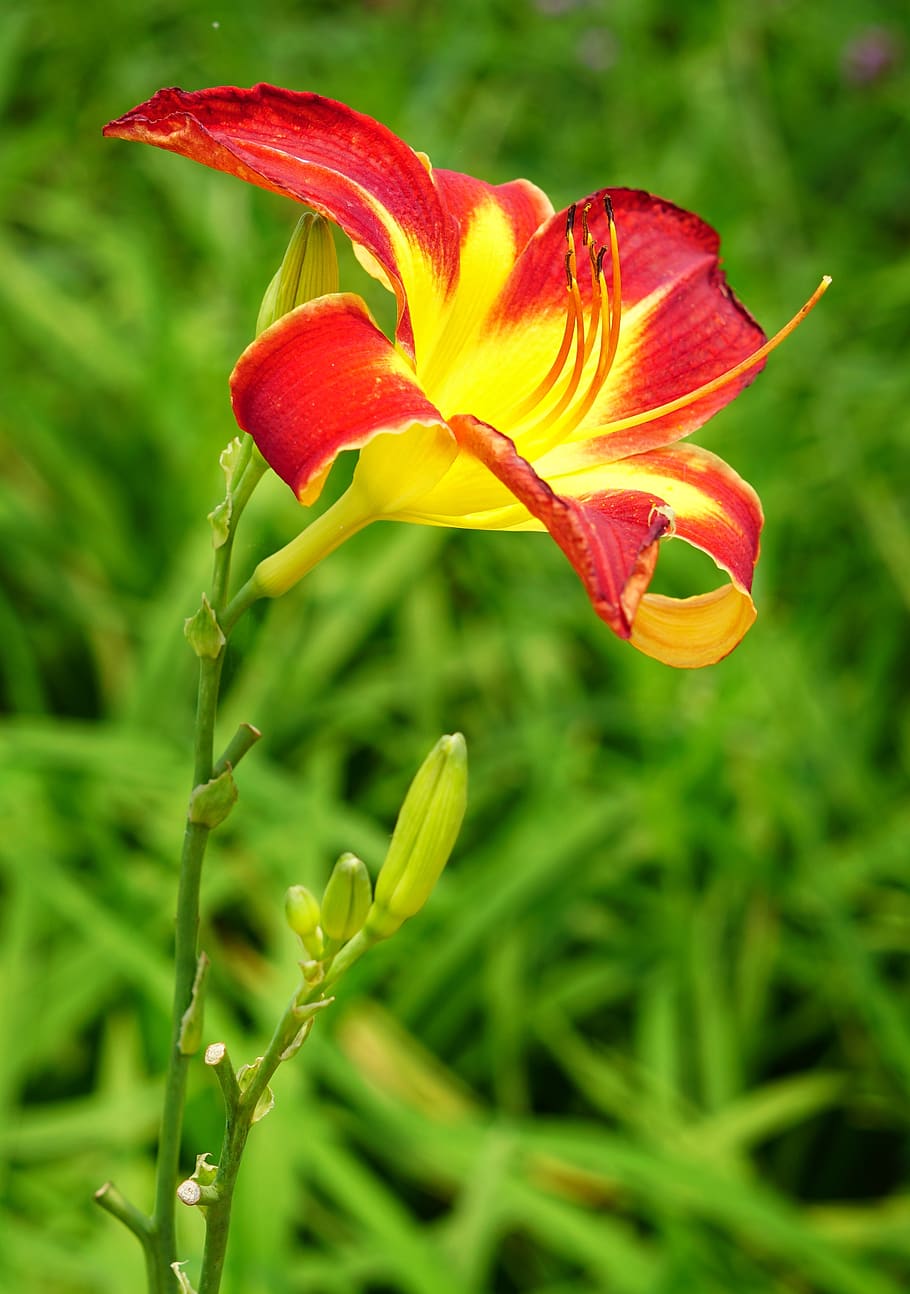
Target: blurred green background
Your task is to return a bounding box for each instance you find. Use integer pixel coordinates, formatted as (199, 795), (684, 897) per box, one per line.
(2, 0), (909, 1290)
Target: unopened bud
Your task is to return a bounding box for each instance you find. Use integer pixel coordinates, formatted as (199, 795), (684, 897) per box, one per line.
(321, 852), (372, 943)
(184, 594), (225, 660)
(256, 212), (339, 335)
(365, 734), (467, 939)
(188, 767), (237, 829)
(285, 885), (324, 959)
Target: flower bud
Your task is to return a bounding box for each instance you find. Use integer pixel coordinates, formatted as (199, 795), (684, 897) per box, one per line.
(365, 734), (467, 939)
(256, 212), (339, 335)
(285, 884), (324, 959)
(320, 852), (372, 943)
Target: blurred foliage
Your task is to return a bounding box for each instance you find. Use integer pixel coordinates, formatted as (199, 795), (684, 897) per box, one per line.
(2, 0), (909, 1291)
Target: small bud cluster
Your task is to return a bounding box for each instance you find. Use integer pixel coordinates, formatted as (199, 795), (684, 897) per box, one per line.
(284, 734), (468, 982)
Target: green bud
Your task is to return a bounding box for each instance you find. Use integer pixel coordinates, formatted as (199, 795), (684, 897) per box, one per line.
(188, 767), (237, 829)
(366, 734), (467, 939)
(256, 212), (339, 336)
(285, 885), (324, 959)
(184, 594), (225, 660)
(321, 852), (372, 943)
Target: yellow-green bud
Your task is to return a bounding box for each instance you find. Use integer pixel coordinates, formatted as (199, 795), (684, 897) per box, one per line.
(321, 852), (372, 943)
(285, 885), (324, 959)
(256, 212), (339, 335)
(365, 734), (467, 939)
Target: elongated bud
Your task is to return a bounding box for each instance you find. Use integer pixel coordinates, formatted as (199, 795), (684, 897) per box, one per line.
(285, 885), (324, 959)
(256, 212), (339, 335)
(321, 852), (372, 943)
(365, 734), (467, 939)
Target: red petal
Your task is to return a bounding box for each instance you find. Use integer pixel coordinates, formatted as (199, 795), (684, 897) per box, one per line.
(488, 188), (765, 455)
(433, 169), (553, 261)
(627, 444), (762, 594)
(104, 85), (457, 352)
(231, 294), (445, 501)
(450, 415), (671, 636)
(538, 439), (763, 595)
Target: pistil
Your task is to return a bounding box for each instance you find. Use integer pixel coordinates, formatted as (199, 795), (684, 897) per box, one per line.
(508, 205), (583, 421)
(511, 190), (830, 458)
(517, 194), (623, 456)
(597, 276), (831, 436)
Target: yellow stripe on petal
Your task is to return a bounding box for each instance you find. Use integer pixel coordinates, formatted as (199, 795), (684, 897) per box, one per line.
(629, 585), (756, 667)
(395, 449), (525, 524)
(354, 423), (460, 517)
(420, 190), (552, 411)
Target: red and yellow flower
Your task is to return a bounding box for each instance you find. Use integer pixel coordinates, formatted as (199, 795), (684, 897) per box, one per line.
(105, 85), (827, 667)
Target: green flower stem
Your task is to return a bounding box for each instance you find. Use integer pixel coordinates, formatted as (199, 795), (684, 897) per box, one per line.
(197, 1116), (248, 1294)
(95, 1182), (160, 1291)
(197, 993), (301, 1293)
(321, 926), (379, 989)
(204, 1042), (241, 1115)
(197, 950), (369, 1292)
(133, 443), (375, 1292)
(213, 722), (262, 778)
(154, 812), (215, 1286)
(150, 440), (265, 1292)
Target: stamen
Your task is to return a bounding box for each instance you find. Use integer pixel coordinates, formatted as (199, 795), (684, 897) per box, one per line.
(597, 276), (832, 435)
(538, 195), (624, 440)
(515, 288), (590, 436)
(603, 195), (622, 373)
(508, 208), (584, 421)
(552, 244), (616, 434)
(581, 241), (603, 366)
(581, 202), (593, 247)
(538, 270), (588, 424)
(515, 193), (625, 452)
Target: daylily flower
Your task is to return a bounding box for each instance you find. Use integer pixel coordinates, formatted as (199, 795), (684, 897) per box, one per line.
(105, 86), (827, 667)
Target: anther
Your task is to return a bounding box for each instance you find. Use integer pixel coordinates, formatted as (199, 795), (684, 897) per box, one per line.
(538, 194), (624, 441)
(582, 240), (604, 366)
(603, 192), (622, 364)
(565, 203), (577, 237)
(581, 203), (593, 247)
